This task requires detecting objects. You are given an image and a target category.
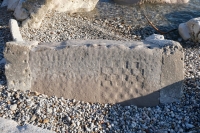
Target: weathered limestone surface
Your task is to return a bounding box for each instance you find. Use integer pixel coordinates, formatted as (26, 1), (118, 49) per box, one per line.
(113, 0), (189, 5)
(4, 40), (184, 106)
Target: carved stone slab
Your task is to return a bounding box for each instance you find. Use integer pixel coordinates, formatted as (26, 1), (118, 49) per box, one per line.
(4, 39), (184, 106)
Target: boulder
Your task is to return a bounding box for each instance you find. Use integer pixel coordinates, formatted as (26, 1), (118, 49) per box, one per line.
(179, 17), (200, 43)
(113, 0), (189, 5)
(4, 39), (184, 107)
(7, 0), (19, 11)
(13, 0), (98, 28)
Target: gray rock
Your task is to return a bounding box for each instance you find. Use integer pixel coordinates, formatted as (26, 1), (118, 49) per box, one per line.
(9, 104), (17, 111)
(0, 117), (55, 133)
(4, 39), (184, 107)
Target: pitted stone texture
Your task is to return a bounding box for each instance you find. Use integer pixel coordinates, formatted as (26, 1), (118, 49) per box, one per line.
(4, 40), (184, 106)
(4, 41), (38, 92)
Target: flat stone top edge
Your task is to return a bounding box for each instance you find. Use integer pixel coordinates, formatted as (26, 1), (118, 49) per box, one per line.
(5, 39), (183, 51)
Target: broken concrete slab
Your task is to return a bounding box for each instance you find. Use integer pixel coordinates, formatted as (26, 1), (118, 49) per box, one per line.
(4, 39), (184, 107)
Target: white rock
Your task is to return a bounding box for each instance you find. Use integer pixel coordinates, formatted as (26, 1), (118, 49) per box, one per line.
(179, 17), (200, 43)
(178, 23), (191, 40)
(13, 0), (29, 21)
(9, 19), (23, 41)
(7, 0), (20, 11)
(9, 104), (17, 111)
(146, 34), (165, 40)
(145, 34), (173, 47)
(50, 0), (99, 13)
(1, 0), (9, 7)
(187, 17), (200, 42)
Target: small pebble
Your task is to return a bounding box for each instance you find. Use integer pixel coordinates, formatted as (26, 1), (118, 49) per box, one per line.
(9, 104), (17, 111)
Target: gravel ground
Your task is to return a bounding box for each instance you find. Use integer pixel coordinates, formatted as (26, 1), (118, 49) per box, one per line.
(0, 0), (200, 133)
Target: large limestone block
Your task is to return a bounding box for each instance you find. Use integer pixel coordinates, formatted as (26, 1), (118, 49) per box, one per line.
(13, 0), (98, 28)
(113, 0), (189, 5)
(179, 17), (200, 43)
(4, 39), (184, 107)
